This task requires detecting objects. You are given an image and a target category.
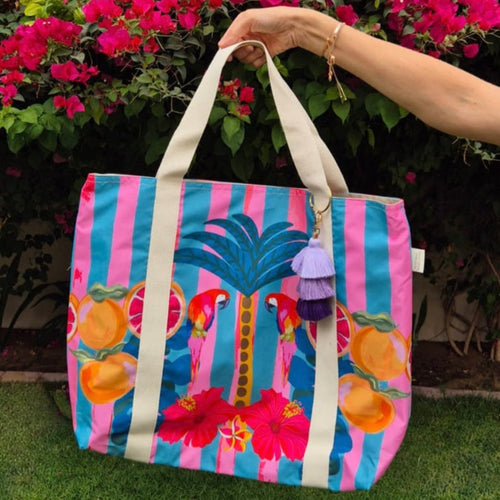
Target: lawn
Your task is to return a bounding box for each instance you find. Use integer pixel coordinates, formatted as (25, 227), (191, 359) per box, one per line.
(1, 383), (499, 500)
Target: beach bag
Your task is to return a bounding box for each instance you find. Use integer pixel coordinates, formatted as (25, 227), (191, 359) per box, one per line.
(67, 41), (413, 491)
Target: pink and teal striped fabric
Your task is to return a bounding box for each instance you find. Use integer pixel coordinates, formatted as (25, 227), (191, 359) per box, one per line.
(68, 174), (412, 491)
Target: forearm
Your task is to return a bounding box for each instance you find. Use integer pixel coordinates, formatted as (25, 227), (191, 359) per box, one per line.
(295, 9), (500, 146)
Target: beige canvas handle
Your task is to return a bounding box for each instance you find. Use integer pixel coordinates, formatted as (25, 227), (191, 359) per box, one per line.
(126, 41), (339, 490)
(156, 41), (348, 207)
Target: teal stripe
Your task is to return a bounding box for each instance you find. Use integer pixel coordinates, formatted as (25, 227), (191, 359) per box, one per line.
(354, 200), (390, 490)
(209, 183), (240, 398)
(75, 175), (120, 450)
(329, 198), (347, 490)
(251, 187), (290, 402)
(108, 177), (156, 456)
(331, 198), (347, 306)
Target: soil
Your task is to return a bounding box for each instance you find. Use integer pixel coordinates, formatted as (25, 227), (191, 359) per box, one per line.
(1, 329), (500, 391)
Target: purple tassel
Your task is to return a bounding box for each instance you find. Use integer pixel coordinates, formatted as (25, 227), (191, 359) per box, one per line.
(292, 238), (335, 278)
(297, 277), (334, 300)
(296, 298), (333, 321)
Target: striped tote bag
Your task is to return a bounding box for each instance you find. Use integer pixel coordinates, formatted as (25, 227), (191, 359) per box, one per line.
(67, 41), (412, 491)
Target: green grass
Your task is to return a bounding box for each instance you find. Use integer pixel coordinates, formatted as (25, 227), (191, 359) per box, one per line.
(1, 384), (499, 500)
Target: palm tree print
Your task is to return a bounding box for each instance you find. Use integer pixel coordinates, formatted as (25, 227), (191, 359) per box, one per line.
(174, 214), (308, 407)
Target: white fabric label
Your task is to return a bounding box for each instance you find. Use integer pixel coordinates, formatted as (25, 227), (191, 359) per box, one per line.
(411, 248), (425, 273)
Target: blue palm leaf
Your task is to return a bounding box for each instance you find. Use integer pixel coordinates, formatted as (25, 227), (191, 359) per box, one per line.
(254, 261), (297, 290)
(257, 229), (308, 261)
(180, 231), (247, 277)
(174, 248), (241, 289)
(258, 221), (294, 248)
(257, 241), (307, 272)
(232, 214), (260, 246)
(204, 218), (253, 255)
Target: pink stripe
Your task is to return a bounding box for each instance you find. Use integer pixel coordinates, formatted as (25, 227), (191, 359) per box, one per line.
(180, 182), (231, 472)
(258, 458), (279, 482)
(375, 203), (413, 481)
(270, 189), (308, 398)
(68, 175), (95, 431)
(340, 199), (367, 491)
(89, 176), (140, 454)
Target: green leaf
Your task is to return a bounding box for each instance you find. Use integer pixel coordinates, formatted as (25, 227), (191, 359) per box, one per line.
(95, 343), (126, 361)
(7, 132), (25, 154)
(271, 123), (286, 153)
(145, 136), (168, 164)
(230, 155), (254, 183)
(308, 94), (330, 119)
(27, 123), (44, 140)
(305, 81), (326, 99)
(380, 387), (410, 399)
(222, 115), (241, 140)
(19, 107), (40, 124)
(38, 130), (57, 152)
(256, 64), (269, 89)
(124, 98), (146, 118)
(352, 311), (398, 332)
(332, 100), (351, 123)
(209, 105), (227, 125)
(221, 121), (244, 155)
(69, 348), (95, 364)
(379, 99), (402, 131)
(88, 283), (129, 302)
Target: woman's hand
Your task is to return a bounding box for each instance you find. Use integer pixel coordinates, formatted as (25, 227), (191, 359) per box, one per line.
(218, 7), (301, 67)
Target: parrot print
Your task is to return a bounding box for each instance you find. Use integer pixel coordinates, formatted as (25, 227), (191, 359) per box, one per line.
(187, 289), (230, 382)
(264, 293), (302, 385)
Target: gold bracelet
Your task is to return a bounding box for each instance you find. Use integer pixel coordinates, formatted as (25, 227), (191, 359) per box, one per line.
(324, 21), (347, 103)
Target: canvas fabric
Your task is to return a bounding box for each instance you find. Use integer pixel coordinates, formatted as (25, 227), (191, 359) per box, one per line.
(67, 42), (413, 491)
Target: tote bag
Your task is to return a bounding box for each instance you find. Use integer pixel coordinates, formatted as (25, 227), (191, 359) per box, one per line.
(67, 41), (413, 491)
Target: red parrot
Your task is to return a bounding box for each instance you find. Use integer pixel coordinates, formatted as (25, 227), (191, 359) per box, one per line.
(264, 293), (302, 385)
(187, 289), (230, 382)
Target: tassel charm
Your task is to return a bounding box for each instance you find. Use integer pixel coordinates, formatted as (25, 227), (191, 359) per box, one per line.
(292, 196), (335, 321)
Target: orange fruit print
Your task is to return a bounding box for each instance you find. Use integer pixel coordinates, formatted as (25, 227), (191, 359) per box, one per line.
(124, 281), (185, 339)
(305, 301), (353, 356)
(350, 326), (409, 381)
(77, 295), (127, 350)
(79, 351), (137, 404)
(67, 293), (79, 342)
(338, 373), (395, 433)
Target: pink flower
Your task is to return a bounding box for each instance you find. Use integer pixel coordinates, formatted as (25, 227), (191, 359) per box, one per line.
(405, 171), (416, 184)
(259, 0), (299, 6)
(54, 95), (85, 119)
(97, 28), (141, 57)
(335, 4), (359, 26)
(6, 167), (22, 177)
(463, 43), (479, 59)
(239, 85), (255, 104)
(139, 11), (176, 34)
(130, 0), (155, 16)
(156, 0), (179, 12)
(51, 61), (80, 82)
(82, 0), (122, 23)
(236, 104), (251, 117)
(178, 10), (200, 30)
(0, 70), (24, 84)
(0, 84), (17, 106)
(241, 389), (310, 461)
(158, 388), (235, 448)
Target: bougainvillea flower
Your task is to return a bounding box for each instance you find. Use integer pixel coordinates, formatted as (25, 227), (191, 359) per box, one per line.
(54, 95), (85, 119)
(158, 387), (234, 448)
(241, 389), (310, 461)
(97, 28), (141, 57)
(219, 416), (252, 452)
(139, 11), (176, 34)
(156, 0), (179, 13)
(83, 0), (123, 23)
(0, 84), (17, 106)
(239, 85), (255, 104)
(178, 10), (201, 30)
(463, 43), (479, 59)
(51, 61), (80, 82)
(0, 71), (24, 85)
(335, 4), (359, 26)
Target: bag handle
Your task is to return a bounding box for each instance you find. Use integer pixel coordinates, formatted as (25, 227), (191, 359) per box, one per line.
(156, 41), (348, 208)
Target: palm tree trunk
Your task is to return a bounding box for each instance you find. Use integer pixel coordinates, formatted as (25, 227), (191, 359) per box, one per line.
(233, 294), (254, 407)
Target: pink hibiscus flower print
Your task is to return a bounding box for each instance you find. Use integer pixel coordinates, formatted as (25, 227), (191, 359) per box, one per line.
(242, 389), (310, 461)
(158, 387), (234, 448)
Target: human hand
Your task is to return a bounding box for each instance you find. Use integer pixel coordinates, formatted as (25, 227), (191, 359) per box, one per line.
(218, 7), (300, 67)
